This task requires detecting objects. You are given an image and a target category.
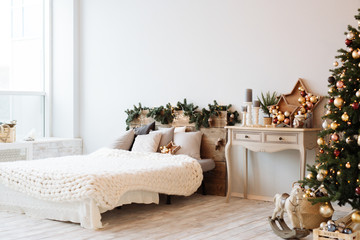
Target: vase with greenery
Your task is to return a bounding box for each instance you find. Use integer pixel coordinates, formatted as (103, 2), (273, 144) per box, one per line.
(258, 91), (279, 125)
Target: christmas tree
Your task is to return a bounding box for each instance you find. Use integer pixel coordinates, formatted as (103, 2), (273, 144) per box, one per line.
(302, 9), (360, 220)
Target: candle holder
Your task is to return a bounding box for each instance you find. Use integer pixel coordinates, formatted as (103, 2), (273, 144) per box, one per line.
(245, 102), (253, 126)
(253, 107), (261, 127)
(241, 106), (247, 127)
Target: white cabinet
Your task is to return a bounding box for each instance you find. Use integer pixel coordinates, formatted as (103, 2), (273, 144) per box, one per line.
(0, 138), (82, 162)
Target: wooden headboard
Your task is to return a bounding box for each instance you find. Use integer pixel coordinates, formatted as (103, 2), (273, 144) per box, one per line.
(130, 116), (227, 196)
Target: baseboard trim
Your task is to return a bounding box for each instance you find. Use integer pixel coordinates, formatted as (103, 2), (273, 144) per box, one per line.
(231, 192), (273, 202)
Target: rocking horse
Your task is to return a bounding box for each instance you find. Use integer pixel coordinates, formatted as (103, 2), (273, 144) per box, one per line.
(268, 185), (310, 239)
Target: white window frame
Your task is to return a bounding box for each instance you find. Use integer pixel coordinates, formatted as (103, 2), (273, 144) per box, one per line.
(0, 0), (52, 137)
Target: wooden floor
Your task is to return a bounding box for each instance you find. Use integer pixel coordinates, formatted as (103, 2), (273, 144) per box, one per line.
(0, 194), (348, 240)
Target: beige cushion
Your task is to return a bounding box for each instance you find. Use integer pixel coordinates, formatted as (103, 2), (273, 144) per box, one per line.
(112, 129), (135, 150)
(156, 127), (175, 151)
(174, 131), (203, 160)
(174, 126), (186, 133)
(132, 132), (162, 153)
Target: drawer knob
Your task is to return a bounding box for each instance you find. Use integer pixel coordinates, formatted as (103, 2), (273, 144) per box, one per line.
(279, 137), (284, 141)
(245, 135), (249, 139)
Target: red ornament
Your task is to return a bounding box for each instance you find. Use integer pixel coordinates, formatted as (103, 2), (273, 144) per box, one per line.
(284, 118), (290, 125)
(320, 149), (324, 154)
(273, 118), (278, 124)
(334, 149), (341, 157)
(307, 102), (314, 109)
(346, 39), (353, 46)
(329, 98), (334, 104)
(331, 133), (339, 141)
(356, 187), (360, 195)
(352, 102), (359, 110)
(300, 91), (306, 97)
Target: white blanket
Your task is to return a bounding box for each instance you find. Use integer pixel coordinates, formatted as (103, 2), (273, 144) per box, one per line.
(0, 148), (203, 210)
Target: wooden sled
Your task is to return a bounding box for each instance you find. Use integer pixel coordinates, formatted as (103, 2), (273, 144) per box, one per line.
(268, 216), (310, 239)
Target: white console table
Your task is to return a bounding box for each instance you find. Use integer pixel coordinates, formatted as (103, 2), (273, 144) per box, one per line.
(0, 138), (82, 162)
(224, 126), (320, 202)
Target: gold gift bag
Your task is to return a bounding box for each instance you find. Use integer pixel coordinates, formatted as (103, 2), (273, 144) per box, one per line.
(0, 124), (16, 143)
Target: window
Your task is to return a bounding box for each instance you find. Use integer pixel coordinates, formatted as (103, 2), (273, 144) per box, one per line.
(0, 0), (49, 139)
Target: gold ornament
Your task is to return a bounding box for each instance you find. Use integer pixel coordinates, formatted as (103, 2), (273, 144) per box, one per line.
(306, 173), (313, 179)
(346, 137), (352, 144)
(352, 211), (360, 223)
(310, 96), (318, 103)
(330, 122), (338, 130)
(284, 111), (290, 117)
(328, 87), (335, 93)
(317, 137), (325, 146)
(346, 162), (351, 168)
(300, 107), (306, 114)
(334, 97), (344, 108)
(347, 32), (355, 40)
(277, 114), (285, 122)
(356, 90), (360, 98)
(319, 169), (328, 176)
(334, 61), (339, 67)
(342, 112), (349, 122)
(319, 203), (334, 218)
(353, 50), (360, 59)
(298, 97), (306, 104)
(325, 110), (332, 116)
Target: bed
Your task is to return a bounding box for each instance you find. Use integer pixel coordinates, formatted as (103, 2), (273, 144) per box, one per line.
(0, 148), (203, 229)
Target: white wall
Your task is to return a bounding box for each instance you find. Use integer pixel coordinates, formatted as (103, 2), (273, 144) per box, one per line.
(73, 0), (360, 198)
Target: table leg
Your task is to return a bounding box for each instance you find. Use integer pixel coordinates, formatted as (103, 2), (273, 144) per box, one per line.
(243, 147), (248, 199)
(225, 130), (232, 203)
(299, 147), (306, 180)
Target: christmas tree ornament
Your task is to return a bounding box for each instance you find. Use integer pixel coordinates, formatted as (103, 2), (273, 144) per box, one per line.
(273, 118), (278, 124)
(341, 112), (349, 121)
(317, 137), (325, 146)
(336, 80), (344, 88)
(327, 224), (337, 232)
(317, 173), (324, 181)
(344, 228), (353, 234)
(328, 98), (334, 104)
(331, 133), (339, 141)
(338, 222), (346, 228)
(306, 173), (313, 179)
(347, 32), (355, 40)
(277, 114), (285, 122)
(337, 170), (341, 176)
(283, 118), (290, 125)
(306, 102), (313, 109)
(320, 148), (324, 154)
(330, 122), (338, 130)
(320, 222), (327, 230)
(320, 203), (334, 218)
(334, 97), (344, 108)
(346, 162), (351, 168)
(298, 86), (305, 92)
(333, 61), (339, 67)
(300, 91), (306, 97)
(358, 163), (360, 169)
(284, 111), (290, 117)
(319, 169), (328, 175)
(298, 97), (306, 104)
(352, 49), (360, 59)
(325, 110), (332, 116)
(328, 76), (335, 84)
(300, 107), (306, 114)
(351, 211), (360, 223)
(356, 187), (360, 195)
(334, 149), (340, 157)
(346, 137), (352, 144)
(346, 39), (353, 46)
(356, 90), (360, 97)
(310, 96), (318, 103)
(348, 47), (354, 52)
(328, 87), (335, 93)
(352, 102), (359, 110)
(358, 135), (360, 146)
(322, 120), (329, 129)
(272, 109), (278, 115)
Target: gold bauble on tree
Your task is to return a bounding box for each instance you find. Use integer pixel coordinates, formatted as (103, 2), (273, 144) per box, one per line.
(334, 97), (344, 108)
(353, 49), (360, 59)
(330, 122), (338, 130)
(319, 203), (334, 218)
(317, 137), (325, 146)
(298, 97), (306, 104)
(352, 211), (360, 223)
(334, 61), (339, 67)
(342, 112), (350, 122)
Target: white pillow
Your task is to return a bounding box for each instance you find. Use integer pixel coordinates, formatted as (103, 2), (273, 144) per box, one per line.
(155, 127), (175, 151)
(131, 132), (162, 153)
(174, 131), (203, 160)
(174, 126), (186, 133)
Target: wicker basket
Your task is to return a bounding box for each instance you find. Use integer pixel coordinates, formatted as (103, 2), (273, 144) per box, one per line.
(0, 125), (16, 143)
(290, 197), (332, 229)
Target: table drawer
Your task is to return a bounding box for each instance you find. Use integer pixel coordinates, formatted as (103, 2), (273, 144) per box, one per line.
(234, 132), (261, 142)
(265, 133), (298, 144)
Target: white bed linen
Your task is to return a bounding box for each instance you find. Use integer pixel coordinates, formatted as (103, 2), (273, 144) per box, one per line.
(0, 183), (159, 229)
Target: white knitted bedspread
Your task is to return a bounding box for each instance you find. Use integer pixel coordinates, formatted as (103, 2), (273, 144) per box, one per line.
(0, 148), (203, 210)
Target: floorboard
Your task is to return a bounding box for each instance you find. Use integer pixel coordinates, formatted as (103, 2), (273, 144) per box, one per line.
(0, 194), (348, 240)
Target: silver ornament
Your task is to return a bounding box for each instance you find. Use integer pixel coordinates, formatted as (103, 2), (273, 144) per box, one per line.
(346, 137), (352, 144)
(322, 120), (329, 129)
(320, 222), (327, 230)
(357, 90), (360, 98)
(358, 162), (360, 169)
(317, 173), (324, 181)
(357, 135), (360, 146)
(347, 32), (355, 40)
